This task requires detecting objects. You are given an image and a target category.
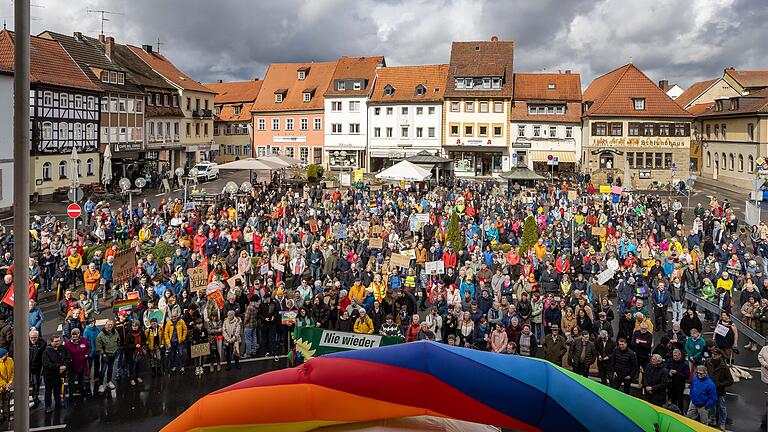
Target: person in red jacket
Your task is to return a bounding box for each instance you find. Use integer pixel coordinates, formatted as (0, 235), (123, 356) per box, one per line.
(442, 245), (458, 269)
(63, 327), (91, 398)
(405, 314), (421, 342)
(193, 227), (207, 253)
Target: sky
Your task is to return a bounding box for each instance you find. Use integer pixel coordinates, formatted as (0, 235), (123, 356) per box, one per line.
(1, 0), (766, 90)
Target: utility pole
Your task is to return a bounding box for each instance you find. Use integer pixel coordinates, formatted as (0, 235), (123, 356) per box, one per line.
(155, 36), (163, 53)
(13, 0), (30, 430)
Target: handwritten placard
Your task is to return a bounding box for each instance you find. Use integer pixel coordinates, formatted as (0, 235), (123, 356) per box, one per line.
(190, 343), (211, 358)
(390, 253), (411, 268)
(425, 260), (445, 275)
(112, 250), (136, 286)
(369, 238), (384, 249)
(189, 265), (209, 292)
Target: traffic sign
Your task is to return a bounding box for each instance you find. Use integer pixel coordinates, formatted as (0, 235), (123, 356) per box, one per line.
(67, 203), (82, 219)
(67, 187), (84, 202)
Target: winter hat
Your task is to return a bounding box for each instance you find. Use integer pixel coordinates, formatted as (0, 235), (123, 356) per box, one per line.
(0, 348), (8, 357)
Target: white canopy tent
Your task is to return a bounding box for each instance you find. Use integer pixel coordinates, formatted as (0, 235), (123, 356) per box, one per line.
(375, 160), (432, 182)
(217, 158), (283, 171)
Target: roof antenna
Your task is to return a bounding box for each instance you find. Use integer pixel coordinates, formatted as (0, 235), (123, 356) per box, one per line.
(629, 56), (633, 64)
(2, 19), (5, 30)
(156, 37), (163, 53)
(86, 9), (124, 36)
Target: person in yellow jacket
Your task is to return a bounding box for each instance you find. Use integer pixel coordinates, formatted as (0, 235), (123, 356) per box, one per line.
(138, 224), (153, 244)
(0, 348), (13, 421)
(353, 310), (374, 334)
(370, 274), (385, 303)
(716, 272), (734, 295)
(348, 279), (367, 304)
(163, 312), (188, 374)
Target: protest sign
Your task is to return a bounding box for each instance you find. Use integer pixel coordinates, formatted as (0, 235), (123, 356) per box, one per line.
(280, 310), (297, 325)
(260, 263), (270, 275)
(190, 343), (211, 358)
(425, 260), (445, 275)
(414, 213), (430, 223)
(332, 225), (348, 240)
(596, 268), (615, 285)
(112, 249), (136, 286)
(591, 227), (606, 236)
(409, 216), (420, 232)
(207, 289), (224, 309)
(188, 265), (209, 292)
(599, 185), (611, 194)
(1, 281), (36, 307)
(591, 284), (610, 297)
(307, 219), (318, 232)
(567, 190), (578, 201)
(390, 253), (411, 268)
(272, 263), (285, 273)
(227, 274), (244, 290)
(368, 238), (384, 249)
(293, 327), (403, 361)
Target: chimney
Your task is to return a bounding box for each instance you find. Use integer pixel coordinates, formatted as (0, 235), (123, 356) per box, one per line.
(253, 77), (259, 81)
(73, 31), (82, 41)
(658, 79), (668, 90)
(142, 44), (153, 54)
(565, 70), (571, 74)
(102, 36), (115, 61)
(490, 35), (499, 42)
(217, 79), (223, 83)
(98, 33), (105, 43)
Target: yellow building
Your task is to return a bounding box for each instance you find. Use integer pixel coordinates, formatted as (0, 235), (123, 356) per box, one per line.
(205, 80), (263, 163)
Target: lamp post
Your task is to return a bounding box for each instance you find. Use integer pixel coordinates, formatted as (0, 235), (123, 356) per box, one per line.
(183, 168), (198, 210)
(225, 181), (239, 225)
(119, 177), (131, 212)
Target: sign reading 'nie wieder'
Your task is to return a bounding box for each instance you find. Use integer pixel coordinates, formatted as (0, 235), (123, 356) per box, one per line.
(320, 330), (382, 349)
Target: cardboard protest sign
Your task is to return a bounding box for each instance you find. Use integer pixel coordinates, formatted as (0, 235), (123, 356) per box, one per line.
(190, 343), (211, 358)
(596, 268), (615, 285)
(567, 190), (578, 201)
(260, 263), (270, 275)
(591, 284), (610, 297)
(369, 238), (384, 249)
(599, 185), (611, 194)
(425, 260), (445, 275)
(112, 250), (136, 286)
(188, 265), (209, 292)
(207, 289), (224, 309)
(390, 253), (411, 268)
(307, 219), (318, 232)
(272, 263), (285, 273)
(227, 274), (245, 290)
(591, 227), (606, 236)
(280, 310), (297, 325)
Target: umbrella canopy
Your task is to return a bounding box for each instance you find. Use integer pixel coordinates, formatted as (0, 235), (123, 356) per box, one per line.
(375, 160), (431, 182)
(405, 150), (451, 165)
(163, 341), (709, 432)
(70, 146), (80, 188)
(217, 158), (282, 171)
(102, 144), (113, 186)
(259, 155), (302, 167)
(500, 167), (545, 181)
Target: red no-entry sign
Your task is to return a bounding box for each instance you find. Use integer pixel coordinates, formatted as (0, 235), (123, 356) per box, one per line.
(67, 203), (82, 219)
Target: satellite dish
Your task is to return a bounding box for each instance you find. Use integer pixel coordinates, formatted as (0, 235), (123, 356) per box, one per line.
(135, 177), (147, 189)
(118, 177), (131, 191)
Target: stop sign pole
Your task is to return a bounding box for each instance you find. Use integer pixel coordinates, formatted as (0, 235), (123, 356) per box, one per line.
(68, 202), (81, 239)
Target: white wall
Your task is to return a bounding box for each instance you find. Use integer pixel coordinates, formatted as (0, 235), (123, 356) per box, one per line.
(324, 95), (368, 150)
(368, 102), (443, 155)
(0, 75), (13, 209)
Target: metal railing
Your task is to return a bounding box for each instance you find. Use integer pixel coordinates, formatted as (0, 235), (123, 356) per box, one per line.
(685, 292), (767, 347)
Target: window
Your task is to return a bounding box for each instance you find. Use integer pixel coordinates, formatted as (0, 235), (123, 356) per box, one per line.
(549, 126), (557, 137)
(628, 123), (640, 136)
(547, 106), (555, 114)
(303, 93), (311, 102)
(59, 122), (68, 141)
(146, 94), (153, 106)
(74, 95), (82, 109)
(100, 71), (109, 82)
(449, 125), (459, 136)
(74, 123), (82, 140)
(118, 98), (126, 112)
(656, 123), (670, 136)
(493, 126), (502, 137)
(416, 107), (423, 115)
(492, 78), (501, 89)
(705, 124), (711, 138)
(314, 118), (322, 130)
(479, 102), (489, 113)
(232, 106), (240, 115)
(43, 91), (53, 106)
(383, 85), (393, 96)
(465, 78), (473, 88)
(349, 123), (360, 134)
(86, 158), (94, 176)
(88, 96), (96, 110)
(353, 81), (362, 90)
(464, 125), (473, 136)
(749, 155), (754, 173)
(272, 118), (279, 131)
(300, 118), (308, 130)
(401, 107), (408, 115)
(428, 127), (435, 138)
(386, 127), (393, 137)
(565, 126), (573, 138)
(627, 152), (635, 169)
(609, 123), (622, 136)
(285, 147), (295, 158)
(298, 71), (306, 80)
(127, 99), (135, 113)
(285, 118), (294, 131)
(374, 107), (381, 115)
(337, 81), (345, 91)
(729, 153), (734, 170)
(533, 125), (540, 137)
(275, 93), (283, 103)
(186, 123), (191, 136)
(714, 125), (720, 139)
(556, 106), (564, 114)
(331, 124), (342, 134)
(346, 101), (359, 112)
(172, 95), (178, 107)
(707, 151), (711, 167)
(721, 124), (727, 140)
(299, 147), (309, 163)
(374, 127), (381, 137)
(450, 102), (459, 112)
(478, 125), (488, 137)
(42, 161), (52, 180)
(401, 126), (409, 137)
(160, 94), (167, 107)
(739, 154), (744, 172)
(428, 107), (436, 115)
(257, 118), (266, 131)
(594, 122), (607, 136)
(493, 101), (503, 113)
(186, 98), (191, 110)
(42, 122), (52, 140)
(455, 78), (464, 89)
(86, 123), (94, 140)
(482, 78), (491, 89)
(633, 98), (645, 110)
(174, 122), (179, 136)
(313, 147), (323, 164)
(58, 93), (69, 107)
(416, 85), (425, 95)
(518, 125), (525, 137)
(643, 123), (655, 136)
(58, 160), (68, 179)
(664, 153), (673, 169)
(748, 123), (755, 141)
(465, 102), (474, 112)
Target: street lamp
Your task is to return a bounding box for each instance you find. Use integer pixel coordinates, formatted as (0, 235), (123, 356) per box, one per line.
(119, 177), (132, 211)
(183, 167), (198, 210)
(225, 181), (239, 225)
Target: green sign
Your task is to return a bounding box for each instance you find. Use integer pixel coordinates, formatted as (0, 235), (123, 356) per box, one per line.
(293, 327), (403, 360)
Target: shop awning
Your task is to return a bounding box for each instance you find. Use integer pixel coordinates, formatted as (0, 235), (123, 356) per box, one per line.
(529, 151), (577, 163)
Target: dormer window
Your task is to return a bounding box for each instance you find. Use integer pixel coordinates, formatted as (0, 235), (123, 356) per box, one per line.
(298, 71), (306, 80)
(632, 98), (645, 110)
(715, 100), (723, 112)
(117, 73), (125, 85)
(100, 71), (108, 82)
(215, 106), (222, 116)
(548, 83), (556, 89)
(274, 89), (287, 103)
(455, 78), (464, 89)
(233, 106), (241, 115)
(303, 92), (311, 102)
(110, 71), (118, 83)
(275, 94), (283, 103)
(353, 81), (362, 90)
(337, 81), (345, 91)
(492, 77), (501, 89)
(730, 99), (738, 110)
(465, 78), (473, 88)
(482, 78), (491, 89)
(415, 84), (426, 96)
(384, 85), (394, 96)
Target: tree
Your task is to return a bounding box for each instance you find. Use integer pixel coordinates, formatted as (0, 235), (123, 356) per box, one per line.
(446, 210), (464, 251)
(306, 164), (318, 182)
(518, 215), (539, 253)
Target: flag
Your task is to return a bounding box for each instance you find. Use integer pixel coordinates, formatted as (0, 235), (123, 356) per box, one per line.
(112, 298), (139, 313)
(2, 280), (36, 307)
(325, 225), (332, 242)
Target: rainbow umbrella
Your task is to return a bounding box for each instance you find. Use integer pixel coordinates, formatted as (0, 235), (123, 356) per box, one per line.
(163, 341), (714, 432)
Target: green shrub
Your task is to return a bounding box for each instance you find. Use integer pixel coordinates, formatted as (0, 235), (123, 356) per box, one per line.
(307, 164), (319, 182)
(84, 243), (109, 263)
(150, 240), (176, 263)
(518, 216), (539, 254)
(501, 243), (513, 253)
(316, 165), (324, 179)
(446, 211), (464, 251)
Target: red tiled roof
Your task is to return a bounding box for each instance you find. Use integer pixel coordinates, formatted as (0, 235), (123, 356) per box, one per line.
(369, 64), (448, 103)
(127, 45), (214, 93)
(513, 73), (581, 101)
(583, 64), (691, 118)
(0, 30), (101, 91)
(686, 102), (714, 116)
(204, 80), (263, 104)
(724, 68), (768, 90)
(324, 56), (384, 96)
(251, 61), (337, 113)
(696, 88), (768, 117)
(509, 101), (582, 123)
(675, 78), (717, 108)
(445, 40), (514, 98)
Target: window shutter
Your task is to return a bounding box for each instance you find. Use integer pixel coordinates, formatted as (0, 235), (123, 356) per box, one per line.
(591, 122), (597, 135)
(684, 123), (691, 136)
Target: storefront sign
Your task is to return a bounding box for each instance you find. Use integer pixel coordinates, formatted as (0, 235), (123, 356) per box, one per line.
(293, 327), (403, 360)
(114, 142), (142, 152)
(274, 136), (307, 143)
(591, 137), (688, 148)
(512, 142), (531, 148)
(467, 139), (484, 145)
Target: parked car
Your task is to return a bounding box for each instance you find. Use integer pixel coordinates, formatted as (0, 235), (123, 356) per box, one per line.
(194, 162), (219, 181)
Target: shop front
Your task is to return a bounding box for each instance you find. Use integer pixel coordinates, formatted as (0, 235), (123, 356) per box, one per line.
(326, 149), (366, 172)
(448, 149), (508, 177)
(529, 150), (578, 175)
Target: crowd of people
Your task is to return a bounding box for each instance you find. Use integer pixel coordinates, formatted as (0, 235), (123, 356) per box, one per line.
(0, 173), (765, 430)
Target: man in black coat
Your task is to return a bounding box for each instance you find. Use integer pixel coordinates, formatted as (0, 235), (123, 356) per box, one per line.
(665, 348), (690, 412)
(642, 354), (668, 406)
(29, 330), (46, 407)
(41, 335), (71, 413)
(611, 338), (638, 394)
(596, 329), (616, 385)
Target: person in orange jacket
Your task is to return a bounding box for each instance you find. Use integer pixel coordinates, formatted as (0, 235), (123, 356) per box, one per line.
(83, 262), (101, 314)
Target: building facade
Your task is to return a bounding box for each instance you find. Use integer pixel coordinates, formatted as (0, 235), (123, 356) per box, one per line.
(323, 56), (384, 172)
(510, 72), (582, 174)
(696, 91), (768, 189)
(129, 44), (216, 167)
(443, 39), (514, 177)
(205, 80), (262, 163)
(582, 64), (693, 188)
(723, 68), (768, 95)
(0, 70), (13, 209)
(367, 64), (447, 172)
(251, 62), (337, 165)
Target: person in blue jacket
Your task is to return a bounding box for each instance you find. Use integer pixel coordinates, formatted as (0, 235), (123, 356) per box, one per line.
(29, 299), (44, 332)
(687, 365), (718, 425)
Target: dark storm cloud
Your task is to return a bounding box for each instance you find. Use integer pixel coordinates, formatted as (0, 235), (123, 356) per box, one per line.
(3, 0), (766, 89)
